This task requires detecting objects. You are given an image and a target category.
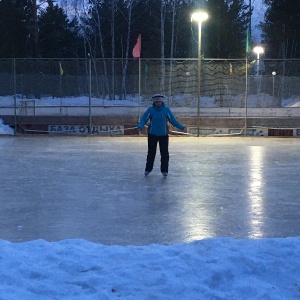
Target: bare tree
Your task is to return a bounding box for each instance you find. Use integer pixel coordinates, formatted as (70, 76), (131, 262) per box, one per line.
(160, 0), (166, 94)
(89, 0), (110, 98)
(168, 0), (176, 105)
(119, 0), (142, 99)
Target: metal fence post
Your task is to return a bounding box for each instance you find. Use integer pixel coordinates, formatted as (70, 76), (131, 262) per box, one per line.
(244, 57), (248, 136)
(88, 57), (92, 135)
(13, 58), (17, 134)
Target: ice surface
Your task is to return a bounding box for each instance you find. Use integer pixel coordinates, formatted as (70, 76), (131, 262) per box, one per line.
(0, 136), (299, 245)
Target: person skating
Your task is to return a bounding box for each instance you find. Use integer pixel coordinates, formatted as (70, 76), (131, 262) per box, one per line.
(137, 94), (185, 177)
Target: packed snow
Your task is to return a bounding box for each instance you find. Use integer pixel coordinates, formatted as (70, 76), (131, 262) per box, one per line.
(1, 238), (299, 299)
(0, 94), (300, 298)
(0, 93), (298, 136)
(0, 118), (14, 135)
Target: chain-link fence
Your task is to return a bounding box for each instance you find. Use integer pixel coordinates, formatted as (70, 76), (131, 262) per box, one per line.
(1, 58), (300, 104)
(0, 58), (300, 134)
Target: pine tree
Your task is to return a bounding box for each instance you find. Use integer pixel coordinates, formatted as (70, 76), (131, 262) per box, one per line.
(38, 1), (77, 58)
(201, 0), (250, 58)
(0, 0), (33, 57)
(261, 0), (300, 58)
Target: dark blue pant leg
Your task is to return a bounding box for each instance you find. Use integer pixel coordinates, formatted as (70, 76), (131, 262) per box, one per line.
(159, 135), (169, 173)
(145, 135), (158, 172)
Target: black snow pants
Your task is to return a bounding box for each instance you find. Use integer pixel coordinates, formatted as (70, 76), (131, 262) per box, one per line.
(145, 134), (169, 173)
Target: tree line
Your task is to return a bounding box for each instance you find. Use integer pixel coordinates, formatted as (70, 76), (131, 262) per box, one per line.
(0, 0), (299, 59)
(261, 0), (300, 59)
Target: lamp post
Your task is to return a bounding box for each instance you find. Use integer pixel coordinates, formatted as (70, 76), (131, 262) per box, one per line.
(272, 71), (276, 99)
(191, 11), (208, 137)
(253, 46), (264, 76)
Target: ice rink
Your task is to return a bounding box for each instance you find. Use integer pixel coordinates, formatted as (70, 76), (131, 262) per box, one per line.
(0, 135), (299, 245)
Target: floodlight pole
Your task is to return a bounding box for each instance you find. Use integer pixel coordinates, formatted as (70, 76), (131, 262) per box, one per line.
(245, 56), (248, 136)
(197, 21), (202, 137)
(191, 11), (208, 137)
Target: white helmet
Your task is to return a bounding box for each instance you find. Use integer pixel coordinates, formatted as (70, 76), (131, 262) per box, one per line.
(152, 94), (165, 102)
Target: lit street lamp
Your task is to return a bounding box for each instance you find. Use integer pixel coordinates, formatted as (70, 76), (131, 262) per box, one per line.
(191, 11), (208, 137)
(272, 71), (276, 99)
(253, 46), (264, 76)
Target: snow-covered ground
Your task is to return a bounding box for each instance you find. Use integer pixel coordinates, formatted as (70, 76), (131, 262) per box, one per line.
(0, 93), (299, 136)
(1, 93), (299, 109)
(1, 238), (299, 299)
(1, 93), (300, 135)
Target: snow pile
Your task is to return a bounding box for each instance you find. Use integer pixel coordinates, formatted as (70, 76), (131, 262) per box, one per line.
(0, 238), (299, 299)
(282, 97), (300, 107)
(35, 96), (139, 107)
(0, 119), (14, 135)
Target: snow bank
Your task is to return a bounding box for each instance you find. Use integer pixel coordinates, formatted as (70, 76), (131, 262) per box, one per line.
(0, 119), (14, 135)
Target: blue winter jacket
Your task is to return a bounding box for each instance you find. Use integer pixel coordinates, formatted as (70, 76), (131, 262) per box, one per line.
(137, 102), (184, 136)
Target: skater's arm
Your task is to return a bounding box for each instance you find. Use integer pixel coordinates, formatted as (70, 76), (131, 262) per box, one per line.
(137, 108), (151, 129)
(166, 108), (185, 131)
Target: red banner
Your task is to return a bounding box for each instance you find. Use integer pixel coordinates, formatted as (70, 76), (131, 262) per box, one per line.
(132, 34), (141, 58)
